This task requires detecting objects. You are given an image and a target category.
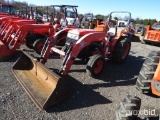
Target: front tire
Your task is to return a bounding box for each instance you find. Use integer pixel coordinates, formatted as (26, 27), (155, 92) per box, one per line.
(112, 37), (131, 64)
(86, 54), (105, 77)
(33, 39), (45, 54)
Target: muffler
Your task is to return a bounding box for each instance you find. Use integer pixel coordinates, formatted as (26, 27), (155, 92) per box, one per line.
(12, 51), (69, 110)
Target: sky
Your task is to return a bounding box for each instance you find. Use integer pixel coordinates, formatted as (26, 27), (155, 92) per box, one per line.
(16, 0), (160, 21)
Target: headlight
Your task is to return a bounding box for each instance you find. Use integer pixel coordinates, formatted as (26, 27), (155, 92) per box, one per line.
(67, 33), (79, 40)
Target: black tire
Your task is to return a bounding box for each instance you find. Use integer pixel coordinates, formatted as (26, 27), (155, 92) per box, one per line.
(136, 51), (160, 94)
(112, 37), (131, 64)
(25, 34), (45, 49)
(33, 39), (45, 54)
(86, 54), (105, 77)
(115, 95), (141, 120)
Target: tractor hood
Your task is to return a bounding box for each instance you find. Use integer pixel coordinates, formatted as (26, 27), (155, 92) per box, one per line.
(68, 28), (103, 36)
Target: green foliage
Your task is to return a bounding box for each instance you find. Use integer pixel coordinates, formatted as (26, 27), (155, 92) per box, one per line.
(135, 18), (157, 25)
(114, 17), (118, 20)
(95, 14), (104, 19)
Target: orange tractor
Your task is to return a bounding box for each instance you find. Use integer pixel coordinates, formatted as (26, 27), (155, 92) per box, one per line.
(0, 6), (49, 60)
(140, 22), (160, 44)
(136, 51), (160, 97)
(12, 11), (133, 110)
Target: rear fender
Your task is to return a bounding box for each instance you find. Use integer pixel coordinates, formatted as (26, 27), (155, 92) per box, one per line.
(110, 32), (128, 52)
(153, 59), (160, 80)
(40, 29), (68, 62)
(2, 24), (16, 43)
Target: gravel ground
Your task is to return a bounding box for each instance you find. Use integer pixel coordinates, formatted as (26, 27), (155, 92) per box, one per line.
(0, 41), (160, 120)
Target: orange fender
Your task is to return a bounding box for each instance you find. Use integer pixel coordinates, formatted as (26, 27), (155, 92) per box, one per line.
(151, 60), (160, 96)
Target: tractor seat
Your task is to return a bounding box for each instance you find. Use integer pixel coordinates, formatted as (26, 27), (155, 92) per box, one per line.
(107, 27), (116, 37)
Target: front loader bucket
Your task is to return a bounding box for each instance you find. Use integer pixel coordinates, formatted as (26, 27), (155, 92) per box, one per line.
(12, 51), (69, 110)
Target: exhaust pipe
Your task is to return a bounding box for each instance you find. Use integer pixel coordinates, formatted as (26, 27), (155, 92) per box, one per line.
(12, 51), (69, 110)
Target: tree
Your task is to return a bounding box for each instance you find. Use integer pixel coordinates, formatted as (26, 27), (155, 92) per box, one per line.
(114, 17), (118, 21)
(95, 14), (104, 19)
(135, 18), (141, 24)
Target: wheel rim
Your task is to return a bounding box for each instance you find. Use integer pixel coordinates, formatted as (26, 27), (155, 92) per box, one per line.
(122, 44), (129, 59)
(36, 42), (44, 53)
(94, 60), (103, 74)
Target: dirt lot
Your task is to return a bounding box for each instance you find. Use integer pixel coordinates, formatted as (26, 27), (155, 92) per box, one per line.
(0, 41), (160, 120)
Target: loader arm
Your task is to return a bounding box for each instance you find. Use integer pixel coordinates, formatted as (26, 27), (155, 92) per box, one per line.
(0, 17), (20, 30)
(3, 22), (29, 44)
(47, 32), (106, 74)
(0, 21), (54, 60)
(63, 32), (106, 74)
(8, 23), (54, 50)
(1, 20), (35, 39)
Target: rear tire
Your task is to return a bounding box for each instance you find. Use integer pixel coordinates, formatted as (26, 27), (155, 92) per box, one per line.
(112, 37), (131, 64)
(136, 51), (160, 94)
(86, 54), (105, 77)
(25, 34), (45, 49)
(115, 95), (141, 120)
(33, 39), (45, 54)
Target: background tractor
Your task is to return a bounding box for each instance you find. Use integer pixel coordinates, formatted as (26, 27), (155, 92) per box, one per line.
(0, 5), (89, 60)
(140, 22), (160, 44)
